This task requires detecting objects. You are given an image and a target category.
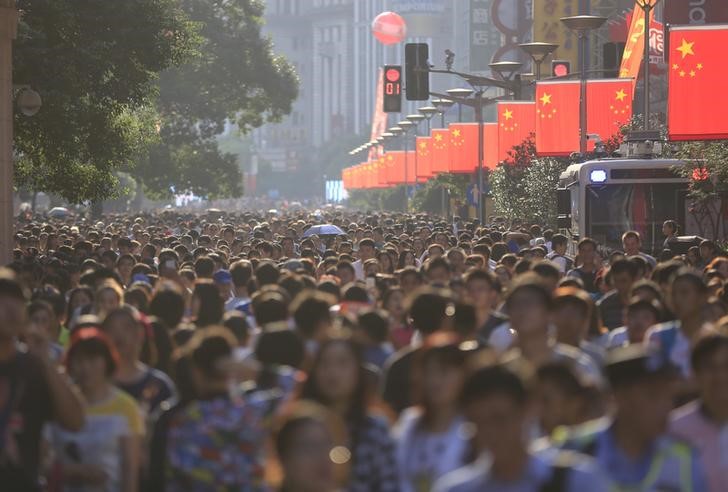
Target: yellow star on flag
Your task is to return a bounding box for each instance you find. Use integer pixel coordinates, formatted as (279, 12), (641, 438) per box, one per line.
(434, 133), (443, 141)
(452, 129), (461, 137)
(672, 64), (679, 70)
(419, 142), (427, 149)
(615, 89), (627, 102)
(680, 70), (686, 77)
(690, 70), (696, 77)
(697, 63), (703, 70)
(539, 93), (552, 105)
(676, 38), (695, 59)
(503, 108), (513, 120)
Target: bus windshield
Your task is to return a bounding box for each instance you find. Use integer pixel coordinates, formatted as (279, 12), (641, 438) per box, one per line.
(585, 183), (687, 253)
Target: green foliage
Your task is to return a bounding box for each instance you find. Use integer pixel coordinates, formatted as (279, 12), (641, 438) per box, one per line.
(136, 0), (300, 198)
(673, 140), (728, 238)
(489, 136), (569, 226)
(347, 187), (407, 212)
(13, 0), (199, 202)
(411, 173), (470, 214)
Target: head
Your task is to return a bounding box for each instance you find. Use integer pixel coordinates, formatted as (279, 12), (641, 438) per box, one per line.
(275, 402), (349, 492)
(358, 239), (376, 261)
(610, 258), (639, 297)
(413, 335), (468, 417)
(551, 287), (592, 347)
(292, 291), (335, 342)
(464, 268), (500, 313)
(691, 332), (728, 420)
(577, 238), (598, 265)
(505, 274), (552, 338)
(101, 307), (144, 364)
(535, 361), (594, 436)
(625, 298), (661, 344)
(186, 326), (237, 395)
(460, 362), (530, 455)
(94, 280), (123, 319)
(407, 287), (455, 336)
(0, 272), (27, 340)
(607, 346), (677, 441)
(621, 231), (642, 256)
(662, 220), (678, 238)
(191, 280), (224, 327)
(670, 269), (708, 321)
(300, 338), (368, 421)
(66, 327), (119, 394)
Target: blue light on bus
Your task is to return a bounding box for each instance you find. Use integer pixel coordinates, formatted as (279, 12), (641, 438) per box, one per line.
(589, 169), (607, 183)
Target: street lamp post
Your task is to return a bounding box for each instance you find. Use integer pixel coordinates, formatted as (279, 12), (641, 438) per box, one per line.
(518, 42), (558, 80)
(0, 0), (18, 267)
(417, 106), (438, 134)
(432, 98), (454, 128)
(561, 15), (608, 155)
(638, 0), (660, 130)
(446, 88), (474, 122)
(388, 126), (404, 209)
(398, 120), (415, 211)
(406, 114), (425, 184)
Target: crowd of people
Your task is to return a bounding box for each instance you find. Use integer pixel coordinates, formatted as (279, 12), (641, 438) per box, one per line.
(1, 208), (727, 492)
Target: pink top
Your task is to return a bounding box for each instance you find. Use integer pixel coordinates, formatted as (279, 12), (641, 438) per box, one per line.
(670, 400), (728, 492)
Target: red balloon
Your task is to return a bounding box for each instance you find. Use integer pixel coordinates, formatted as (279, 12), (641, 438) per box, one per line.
(372, 11), (407, 45)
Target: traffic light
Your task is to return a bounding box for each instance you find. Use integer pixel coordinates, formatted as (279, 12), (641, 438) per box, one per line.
(602, 42), (626, 78)
(383, 65), (402, 113)
(405, 43), (429, 101)
(551, 60), (571, 77)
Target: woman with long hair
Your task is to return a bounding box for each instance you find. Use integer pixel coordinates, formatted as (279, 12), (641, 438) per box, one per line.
(299, 337), (398, 492)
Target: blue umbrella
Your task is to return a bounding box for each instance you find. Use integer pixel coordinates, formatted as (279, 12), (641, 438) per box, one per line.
(302, 224), (345, 237)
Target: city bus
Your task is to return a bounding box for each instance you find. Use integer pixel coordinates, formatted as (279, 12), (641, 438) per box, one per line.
(556, 135), (719, 254)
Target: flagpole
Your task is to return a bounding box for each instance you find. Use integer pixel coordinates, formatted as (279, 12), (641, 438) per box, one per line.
(641, 1), (660, 131)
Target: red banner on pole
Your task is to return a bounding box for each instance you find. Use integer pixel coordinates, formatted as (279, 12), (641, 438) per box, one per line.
(497, 101), (535, 163)
(668, 25), (728, 141)
(448, 123), (479, 174)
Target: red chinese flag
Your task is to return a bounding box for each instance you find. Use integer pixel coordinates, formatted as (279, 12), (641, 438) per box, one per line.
(385, 152), (401, 185)
(448, 123), (479, 174)
(497, 102), (536, 163)
(430, 129), (450, 174)
(535, 80), (580, 157)
(483, 123), (498, 170)
(416, 137), (433, 181)
(668, 25), (728, 141)
(376, 157), (388, 188)
(405, 150), (416, 184)
(586, 79), (633, 146)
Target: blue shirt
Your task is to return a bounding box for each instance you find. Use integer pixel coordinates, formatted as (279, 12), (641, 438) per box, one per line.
(561, 419), (709, 491)
(433, 449), (608, 492)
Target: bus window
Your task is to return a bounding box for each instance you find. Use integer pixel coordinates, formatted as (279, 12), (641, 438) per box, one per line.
(585, 183), (687, 253)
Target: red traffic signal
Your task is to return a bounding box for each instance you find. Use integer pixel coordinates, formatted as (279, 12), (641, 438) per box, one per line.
(383, 65), (402, 113)
(552, 60), (571, 77)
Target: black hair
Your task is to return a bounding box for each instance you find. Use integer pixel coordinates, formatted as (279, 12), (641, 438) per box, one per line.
(193, 280), (224, 327)
(408, 288), (453, 335)
(610, 258), (639, 278)
(692, 333), (728, 372)
(149, 287), (186, 329)
(292, 292), (334, 339)
(460, 363), (528, 407)
(357, 309), (390, 343)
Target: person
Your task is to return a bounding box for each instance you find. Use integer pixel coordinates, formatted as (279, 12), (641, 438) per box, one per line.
(353, 309), (394, 369)
(646, 269), (711, 378)
(596, 258), (639, 330)
(382, 287), (412, 350)
(190, 280), (224, 328)
(546, 234), (574, 274)
(503, 274), (601, 383)
(535, 361), (598, 438)
(394, 336), (470, 492)
(352, 239), (376, 280)
(463, 268), (508, 348)
(557, 344), (708, 491)
(670, 332), (728, 492)
(101, 307), (176, 415)
(622, 231), (657, 269)
(662, 220), (679, 250)
(274, 402), (349, 492)
(551, 287), (604, 368)
(46, 328), (143, 492)
(164, 326), (270, 490)
(606, 297), (662, 348)
(0, 269), (85, 491)
(225, 259), (253, 314)
(300, 337), (398, 492)
(566, 238), (601, 294)
(292, 291), (335, 358)
(382, 288), (454, 414)
(433, 362), (607, 492)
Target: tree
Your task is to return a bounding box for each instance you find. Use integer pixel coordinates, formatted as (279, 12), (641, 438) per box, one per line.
(13, 0), (199, 203)
(136, 0), (299, 198)
(673, 140), (728, 239)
